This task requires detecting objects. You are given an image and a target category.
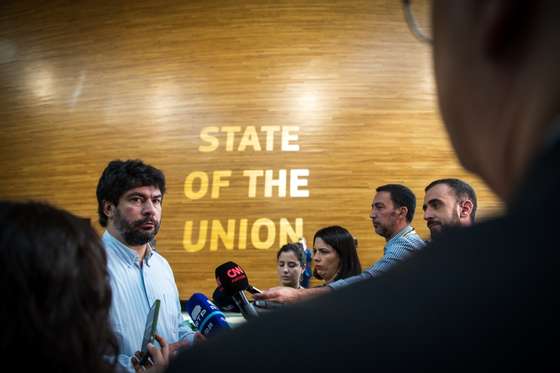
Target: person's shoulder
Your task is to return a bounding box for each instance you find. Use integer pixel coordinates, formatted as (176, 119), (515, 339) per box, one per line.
(149, 250), (173, 270)
(396, 228), (425, 250)
(101, 234), (121, 265)
(100, 231), (122, 257)
(100, 231), (112, 248)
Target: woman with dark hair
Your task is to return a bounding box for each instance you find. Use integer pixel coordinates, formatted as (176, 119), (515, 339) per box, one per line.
(276, 243), (306, 288)
(0, 201), (168, 372)
(313, 225), (362, 285)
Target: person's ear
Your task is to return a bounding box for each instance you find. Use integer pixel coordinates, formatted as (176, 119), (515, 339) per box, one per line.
(459, 200), (474, 219)
(103, 201), (115, 220)
(481, 0), (535, 60)
(399, 206), (408, 220)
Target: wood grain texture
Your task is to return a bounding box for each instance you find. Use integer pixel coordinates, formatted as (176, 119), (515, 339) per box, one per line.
(0, 0), (500, 298)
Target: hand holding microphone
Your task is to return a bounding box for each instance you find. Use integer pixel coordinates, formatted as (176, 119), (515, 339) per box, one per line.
(252, 286), (303, 304)
(253, 286), (330, 304)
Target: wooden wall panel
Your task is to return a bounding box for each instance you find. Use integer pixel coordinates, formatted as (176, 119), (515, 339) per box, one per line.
(0, 0), (500, 299)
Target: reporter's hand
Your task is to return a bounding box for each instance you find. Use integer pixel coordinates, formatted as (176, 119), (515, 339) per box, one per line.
(253, 286), (330, 304)
(252, 286), (301, 304)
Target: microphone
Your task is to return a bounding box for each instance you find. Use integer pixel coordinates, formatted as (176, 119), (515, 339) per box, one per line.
(212, 286), (240, 313)
(185, 293), (231, 337)
(215, 261), (259, 320)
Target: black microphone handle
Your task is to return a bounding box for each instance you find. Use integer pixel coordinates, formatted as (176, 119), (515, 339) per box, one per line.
(232, 291), (259, 319)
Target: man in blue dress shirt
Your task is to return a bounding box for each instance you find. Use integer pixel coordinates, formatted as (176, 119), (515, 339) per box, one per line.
(96, 159), (196, 372)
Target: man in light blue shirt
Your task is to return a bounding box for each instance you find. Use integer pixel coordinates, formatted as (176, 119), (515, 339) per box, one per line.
(96, 159), (196, 372)
(329, 184), (424, 289)
(256, 184), (425, 301)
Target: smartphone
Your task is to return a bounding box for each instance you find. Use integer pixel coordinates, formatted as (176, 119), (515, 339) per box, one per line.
(139, 299), (161, 365)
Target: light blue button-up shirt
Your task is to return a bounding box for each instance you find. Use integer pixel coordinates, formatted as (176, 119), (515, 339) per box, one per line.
(103, 231), (195, 372)
(329, 225), (425, 290)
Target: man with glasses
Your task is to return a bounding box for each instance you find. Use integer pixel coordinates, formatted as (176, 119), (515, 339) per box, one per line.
(168, 1), (559, 370)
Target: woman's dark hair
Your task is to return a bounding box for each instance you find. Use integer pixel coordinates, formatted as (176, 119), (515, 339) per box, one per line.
(313, 225), (362, 282)
(0, 201), (118, 373)
(276, 242), (305, 267)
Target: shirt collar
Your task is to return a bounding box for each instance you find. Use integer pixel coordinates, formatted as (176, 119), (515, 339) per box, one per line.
(387, 225), (414, 245)
(103, 231), (154, 267)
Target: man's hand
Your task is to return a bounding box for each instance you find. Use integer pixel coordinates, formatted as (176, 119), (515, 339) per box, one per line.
(132, 334), (170, 372)
(168, 340), (189, 356)
(194, 331), (206, 344)
(253, 286), (300, 303)
(254, 286), (331, 304)
(168, 332), (205, 357)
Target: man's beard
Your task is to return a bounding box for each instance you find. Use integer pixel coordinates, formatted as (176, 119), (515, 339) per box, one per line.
(429, 213), (461, 237)
(114, 209), (160, 246)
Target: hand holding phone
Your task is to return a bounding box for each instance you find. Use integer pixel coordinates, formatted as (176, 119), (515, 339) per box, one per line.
(132, 334), (170, 372)
(139, 299), (161, 366)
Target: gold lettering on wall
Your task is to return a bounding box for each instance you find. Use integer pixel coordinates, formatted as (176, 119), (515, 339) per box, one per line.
(210, 219), (236, 251)
(197, 126), (299, 152)
(184, 171), (208, 200)
(184, 126), (308, 251)
(182, 218), (304, 252)
(183, 220), (208, 253)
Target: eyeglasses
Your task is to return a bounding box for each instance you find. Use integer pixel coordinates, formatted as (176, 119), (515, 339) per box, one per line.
(402, 0), (432, 44)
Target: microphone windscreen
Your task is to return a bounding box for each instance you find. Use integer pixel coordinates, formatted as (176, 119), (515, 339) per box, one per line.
(212, 286), (240, 312)
(186, 293), (231, 337)
(215, 261), (250, 296)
